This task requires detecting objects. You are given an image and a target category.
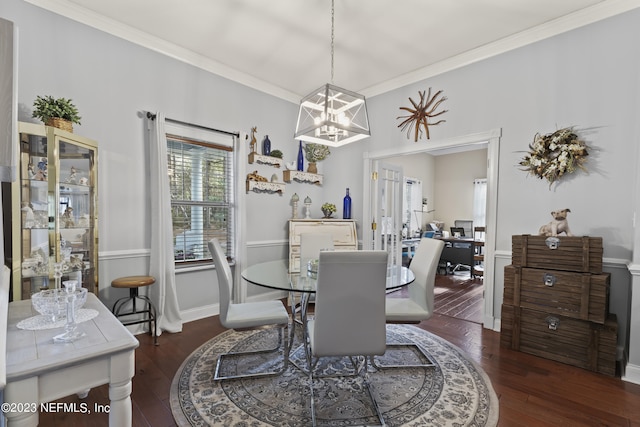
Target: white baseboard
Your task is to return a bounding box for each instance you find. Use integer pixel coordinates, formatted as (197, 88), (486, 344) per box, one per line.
(622, 362), (640, 385)
(180, 303), (220, 323)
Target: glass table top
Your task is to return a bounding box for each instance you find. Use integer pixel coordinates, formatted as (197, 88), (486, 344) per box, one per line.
(241, 259), (415, 293)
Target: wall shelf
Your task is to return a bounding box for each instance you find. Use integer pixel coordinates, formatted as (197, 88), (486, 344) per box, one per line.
(283, 170), (323, 185)
(248, 152), (283, 168)
(246, 180), (285, 195)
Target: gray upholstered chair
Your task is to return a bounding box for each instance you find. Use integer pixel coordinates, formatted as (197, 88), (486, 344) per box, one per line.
(208, 238), (290, 381)
(376, 237), (444, 368)
(305, 250), (388, 426)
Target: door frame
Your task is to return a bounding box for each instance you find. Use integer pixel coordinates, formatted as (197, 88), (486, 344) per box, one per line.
(362, 128), (501, 330)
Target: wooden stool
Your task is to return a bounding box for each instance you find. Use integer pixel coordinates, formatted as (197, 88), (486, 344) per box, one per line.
(111, 275), (158, 345)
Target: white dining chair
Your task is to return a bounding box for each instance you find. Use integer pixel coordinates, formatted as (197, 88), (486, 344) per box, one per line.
(298, 233), (334, 307)
(300, 232), (334, 272)
(208, 238), (290, 381)
(305, 250), (388, 426)
(375, 237), (444, 369)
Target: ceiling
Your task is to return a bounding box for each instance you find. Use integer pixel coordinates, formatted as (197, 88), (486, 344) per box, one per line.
(26, 0), (639, 102)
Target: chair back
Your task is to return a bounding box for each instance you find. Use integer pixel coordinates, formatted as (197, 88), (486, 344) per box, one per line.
(300, 233), (334, 272)
(208, 238), (232, 328)
(408, 238), (445, 315)
(312, 250), (388, 357)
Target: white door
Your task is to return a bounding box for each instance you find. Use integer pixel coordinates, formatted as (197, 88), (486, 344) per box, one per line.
(370, 161), (403, 268)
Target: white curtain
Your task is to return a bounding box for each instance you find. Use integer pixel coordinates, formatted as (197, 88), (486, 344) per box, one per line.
(148, 112), (183, 334)
(473, 178), (487, 228)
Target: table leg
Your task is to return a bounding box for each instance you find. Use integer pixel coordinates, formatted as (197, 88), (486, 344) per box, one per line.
(108, 379), (132, 427)
(108, 351), (135, 427)
(3, 377), (39, 427)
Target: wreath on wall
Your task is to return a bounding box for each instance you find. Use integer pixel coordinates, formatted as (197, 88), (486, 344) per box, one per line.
(519, 127), (589, 187)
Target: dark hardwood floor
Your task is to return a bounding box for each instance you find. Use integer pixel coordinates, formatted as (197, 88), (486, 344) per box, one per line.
(42, 291), (640, 426)
(433, 270), (484, 323)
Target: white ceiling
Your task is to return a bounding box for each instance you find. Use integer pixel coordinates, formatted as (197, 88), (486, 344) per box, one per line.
(26, 0), (640, 102)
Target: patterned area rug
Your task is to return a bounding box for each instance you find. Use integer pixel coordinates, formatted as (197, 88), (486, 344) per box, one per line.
(170, 324), (499, 426)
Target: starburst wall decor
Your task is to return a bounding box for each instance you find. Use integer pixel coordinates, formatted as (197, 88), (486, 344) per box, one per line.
(397, 88), (448, 142)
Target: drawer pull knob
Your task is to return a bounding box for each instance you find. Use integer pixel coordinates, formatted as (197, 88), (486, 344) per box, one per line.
(543, 273), (556, 287)
(545, 316), (560, 330)
(545, 236), (560, 249)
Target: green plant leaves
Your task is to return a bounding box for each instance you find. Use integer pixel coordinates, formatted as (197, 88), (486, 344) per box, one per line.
(32, 95), (82, 124)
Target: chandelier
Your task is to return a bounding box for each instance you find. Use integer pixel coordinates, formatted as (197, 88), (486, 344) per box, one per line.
(294, 0), (370, 148)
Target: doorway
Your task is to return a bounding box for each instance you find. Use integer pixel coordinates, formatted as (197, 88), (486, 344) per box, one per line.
(362, 129), (501, 330)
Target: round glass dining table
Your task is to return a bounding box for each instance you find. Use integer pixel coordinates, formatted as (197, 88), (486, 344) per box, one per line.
(241, 259), (415, 293)
(240, 259), (415, 373)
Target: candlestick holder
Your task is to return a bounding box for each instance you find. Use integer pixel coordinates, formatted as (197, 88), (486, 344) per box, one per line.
(53, 280), (86, 343)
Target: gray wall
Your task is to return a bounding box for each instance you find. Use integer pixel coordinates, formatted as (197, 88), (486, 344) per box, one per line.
(3, 1), (639, 370)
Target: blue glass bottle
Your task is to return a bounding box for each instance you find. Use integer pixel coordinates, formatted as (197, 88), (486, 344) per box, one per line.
(343, 188), (352, 219)
(262, 135), (271, 155)
(297, 141), (304, 171)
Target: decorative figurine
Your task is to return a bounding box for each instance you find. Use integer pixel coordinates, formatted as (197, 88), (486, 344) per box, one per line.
(27, 162), (36, 179)
(538, 208), (573, 236)
(21, 202), (35, 228)
(246, 170), (268, 182)
(61, 206), (75, 228)
(291, 193), (300, 219)
(249, 126), (257, 154)
(34, 158), (47, 181)
(66, 166), (77, 184)
(304, 196), (312, 219)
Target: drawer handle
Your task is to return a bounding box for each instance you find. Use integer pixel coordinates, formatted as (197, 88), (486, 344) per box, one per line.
(545, 316), (560, 331)
(545, 237), (560, 249)
(543, 273), (556, 287)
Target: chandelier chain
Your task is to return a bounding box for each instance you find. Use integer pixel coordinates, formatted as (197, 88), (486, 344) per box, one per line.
(330, 0), (335, 84)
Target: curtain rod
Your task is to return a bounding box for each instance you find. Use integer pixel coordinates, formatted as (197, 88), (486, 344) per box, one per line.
(146, 112), (239, 137)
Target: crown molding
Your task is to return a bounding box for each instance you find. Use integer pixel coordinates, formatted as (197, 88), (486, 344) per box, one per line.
(23, 0), (301, 103)
(24, 0), (640, 102)
(361, 0), (640, 97)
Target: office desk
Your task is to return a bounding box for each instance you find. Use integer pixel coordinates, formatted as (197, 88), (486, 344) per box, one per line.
(4, 293), (139, 426)
(437, 237), (475, 278)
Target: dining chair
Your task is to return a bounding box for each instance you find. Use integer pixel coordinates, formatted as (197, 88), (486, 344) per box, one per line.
(300, 233), (334, 272)
(375, 237), (444, 369)
(305, 250), (388, 426)
(208, 238), (290, 381)
(298, 233), (334, 307)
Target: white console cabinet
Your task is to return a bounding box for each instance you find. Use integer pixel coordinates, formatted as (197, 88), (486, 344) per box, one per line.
(288, 219), (357, 272)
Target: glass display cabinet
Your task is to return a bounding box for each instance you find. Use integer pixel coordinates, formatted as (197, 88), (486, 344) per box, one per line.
(12, 122), (98, 300)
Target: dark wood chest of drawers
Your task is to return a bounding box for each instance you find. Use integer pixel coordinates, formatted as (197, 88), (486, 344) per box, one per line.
(501, 235), (617, 376)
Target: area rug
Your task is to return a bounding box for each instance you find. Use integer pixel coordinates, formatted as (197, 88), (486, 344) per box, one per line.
(170, 324), (499, 426)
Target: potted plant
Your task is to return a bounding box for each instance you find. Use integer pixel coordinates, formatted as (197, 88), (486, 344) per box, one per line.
(32, 95), (82, 132)
(321, 202), (336, 218)
(303, 143), (330, 174)
(269, 149), (283, 159)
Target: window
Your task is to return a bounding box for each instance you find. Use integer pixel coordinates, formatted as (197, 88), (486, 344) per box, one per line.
(166, 123), (236, 265)
(473, 178), (487, 228)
